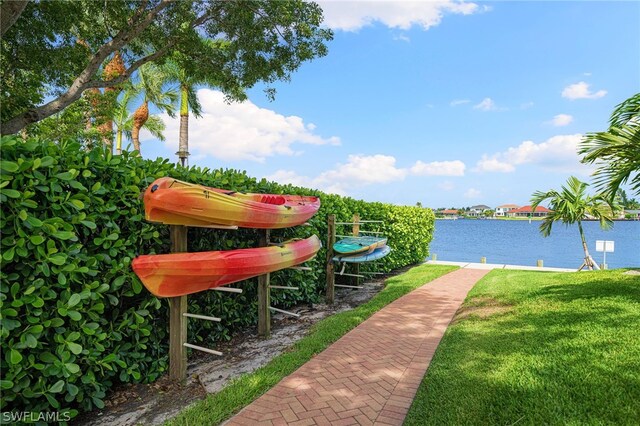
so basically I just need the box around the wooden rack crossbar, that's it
[183,342,222,356]
[269,306,301,318]
[335,220,383,225]
[335,284,364,289]
[288,266,312,271]
[212,287,243,293]
[336,272,366,278]
[269,285,299,290]
[183,312,221,322]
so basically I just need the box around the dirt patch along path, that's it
[73,281,384,426]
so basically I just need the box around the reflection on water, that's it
[429,219,640,269]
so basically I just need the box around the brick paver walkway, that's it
[225,268,489,426]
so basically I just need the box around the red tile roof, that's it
[510,205,551,213]
[441,209,459,214]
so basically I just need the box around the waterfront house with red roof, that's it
[439,209,460,219]
[507,205,551,217]
[495,204,520,217]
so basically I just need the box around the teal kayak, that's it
[333,245,391,263]
[333,236,387,255]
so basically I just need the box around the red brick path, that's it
[225,268,489,426]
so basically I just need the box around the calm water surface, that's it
[430,219,640,269]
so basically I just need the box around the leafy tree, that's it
[531,176,617,271]
[579,93,640,198]
[1,1,332,135]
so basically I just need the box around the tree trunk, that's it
[116,129,123,155]
[1,1,28,36]
[178,84,189,167]
[132,100,149,152]
[578,221,593,270]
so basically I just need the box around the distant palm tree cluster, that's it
[84,53,208,164]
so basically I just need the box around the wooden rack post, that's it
[326,214,336,304]
[169,225,188,382]
[258,229,271,338]
[351,214,360,287]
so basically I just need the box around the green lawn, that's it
[405,269,640,425]
[165,264,457,425]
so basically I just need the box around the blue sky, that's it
[141,1,640,208]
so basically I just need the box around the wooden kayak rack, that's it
[167,225,311,383]
[325,214,385,304]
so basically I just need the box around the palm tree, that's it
[130,63,177,153]
[579,93,640,198]
[531,176,618,271]
[163,48,246,167]
[112,85,167,154]
[163,61,211,167]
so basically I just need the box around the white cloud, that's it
[267,154,408,195]
[464,188,482,199]
[153,89,340,163]
[473,97,497,111]
[318,154,408,185]
[450,99,471,106]
[520,101,534,110]
[475,155,515,173]
[267,154,466,195]
[411,160,465,176]
[561,81,607,100]
[318,0,481,31]
[474,134,588,173]
[549,114,574,127]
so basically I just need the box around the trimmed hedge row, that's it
[0,136,434,418]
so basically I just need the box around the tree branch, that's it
[1,0,171,135]
[1,0,29,37]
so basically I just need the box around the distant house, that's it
[495,204,520,217]
[468,205,492,217]
[440,209,459,218]
[508,205,551,217]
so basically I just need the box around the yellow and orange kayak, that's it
[132,235,322,297]
[143,177,320,228]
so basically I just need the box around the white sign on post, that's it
[595,240,614,269]
[595,240,615,252]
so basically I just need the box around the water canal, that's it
[429,219,640,269]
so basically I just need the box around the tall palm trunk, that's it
[178,84,189,167]
[132,100,149,152]
[115,129,123,155]
[577,221,599,270]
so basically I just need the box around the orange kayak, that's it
[132,235,322,297]
[143,177,320,228]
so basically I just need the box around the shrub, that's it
[0,136,434,418]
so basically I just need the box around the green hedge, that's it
[0,136,434,419]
